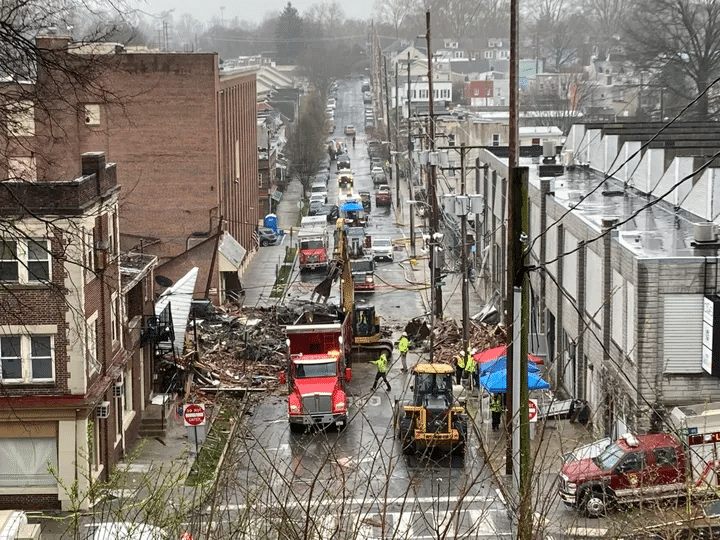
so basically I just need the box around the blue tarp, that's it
[479,369,550,393]
[341,202,364,212]
[479,356,540,376]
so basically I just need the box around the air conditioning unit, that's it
[96,401,111,419]
[694,222,718,243]
[113,381,124,398]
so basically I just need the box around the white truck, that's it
[298,216,329,271]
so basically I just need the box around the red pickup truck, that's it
[375,185,391,207]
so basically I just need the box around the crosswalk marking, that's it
[213,508,509,539]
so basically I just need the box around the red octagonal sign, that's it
[528,399,538,423]
[183,403,206,427]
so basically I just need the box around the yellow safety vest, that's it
[398,337,409,354]
[372,354,388,373]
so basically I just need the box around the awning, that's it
[218,231,246,272]
[155,267,198,356]
[474,345,544,365]
[479,369,550,394]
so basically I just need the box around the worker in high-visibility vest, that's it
[371,352,391,392]
[463,349,477,386]
[397,332,410,372]
[455,350,467,384]
[490,393,505,431]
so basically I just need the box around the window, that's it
[110,293,120,344]
[7,156,36,182]
[235,139,241,181]
[617,451,645,473]
[6,101,35,136]
[87,315,100,376]
[0,238,50,283]
[492,134,500,146]
[654,447,677,468]
[484,51,493,59]
[84,104,100,126]
[107,212,115,256]
[0,437,57,487]
[0,335,54,382]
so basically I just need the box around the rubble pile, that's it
[187,306,288,395]
[183,302,347,397]
[426,319,507,364]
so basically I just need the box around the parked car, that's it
[258,226,278,247]
[317,203,339,222]
[371,236,394,261]
[307,199,325,216]
[375,185,392,207]
[371,167,387,186]
[345,125,356,136]
[309,193,325,207]
[310,182,328,203]
[363,91,372,103]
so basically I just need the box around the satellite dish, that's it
[155,275,173,288]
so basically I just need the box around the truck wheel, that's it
[580,489,608,518]
[453,417,468,455]
[398,417,414,455]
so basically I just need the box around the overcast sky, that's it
[133,0,369,27]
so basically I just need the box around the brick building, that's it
[477,121,720,438]
[24,33,258,304]
[0,153,157,510]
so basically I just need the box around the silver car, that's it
[371,237,394,261]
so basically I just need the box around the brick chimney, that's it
[35,28,71,51]
[81,152,106,196]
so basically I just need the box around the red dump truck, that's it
[298,216,329,271]
[279,315,352,432]
[559,403,720,517]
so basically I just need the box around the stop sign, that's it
[183,403,206,427]
[528,399,538,423]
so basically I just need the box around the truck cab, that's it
[350,256,375,292]
[559,432,686,517]
[282,320,352,432]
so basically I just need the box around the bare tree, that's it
[623,0,720,119]
[373,0,413,39]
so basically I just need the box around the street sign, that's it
[183,403,206,427]
[529,399,538,423]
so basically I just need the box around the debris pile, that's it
[423,319,506,365]
[180,302,349,399]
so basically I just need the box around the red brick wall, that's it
[218,72,259,254]
[35,53,223,263]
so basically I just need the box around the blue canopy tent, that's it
[479,356,541,376]
[340,201,364,212]
[479,369,550,393]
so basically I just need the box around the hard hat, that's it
[471,348,477,354]
[402,332,407,336]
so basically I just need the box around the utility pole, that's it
[407,52,415,258]
[460,144,469,353]
[395,64,401,209]
[425,10,442,320]
[506,0,532,536]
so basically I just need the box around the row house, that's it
[25,32,258,306]
[0,153,156,510]
[477,121,720,438]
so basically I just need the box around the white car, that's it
[371,237,394,262]
[310,182,328,202]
